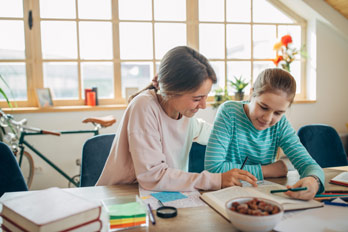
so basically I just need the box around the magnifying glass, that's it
[156,200,177,218]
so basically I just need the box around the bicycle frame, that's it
[17,129,99,187]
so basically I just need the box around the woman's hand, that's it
[221,169,258,188]
[261,160,288,178]
[284,176,319,200]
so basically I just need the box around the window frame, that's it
[0,0,307,109]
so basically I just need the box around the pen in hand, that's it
[270,187,307,193]
[240,156,248,170]
[147,203,156,225]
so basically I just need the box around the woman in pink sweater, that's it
[96,46,256,191]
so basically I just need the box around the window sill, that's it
[2,104,128,114]
[2,99,316,114]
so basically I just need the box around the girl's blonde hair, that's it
[129,46,217,102]
[252,68,297,104]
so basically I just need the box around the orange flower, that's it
[281,35,292,47]
[272,34,298,72]
[273,42,283,51]
[273,55,283,66]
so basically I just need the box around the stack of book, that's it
[0,188,102,232]
[103,199,147,230]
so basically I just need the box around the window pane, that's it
[121,62,153,99]
[43,62,78,99]
[40,0,76,19]
[81,62,114,98]
[155,23,186,59]
[0,21,25,59]
[199,0,224,22]
[227,61,251,94]
[0,0,23,17]
[226,0,250,22]
[41,21,77,59]
[79,22,113,60]
[119,0,151,20]
[0,63,27,101]
[119,22,153,59]
[154,0,186,21]
[253,0,293,23]
[227,24,251,59]
[253,61,273,83]
[78,0,111,19]
[156,62,160,74]
[253,25,276,59]
[210,61,225,95]
[199,24,224,59]
[289,60,301,94]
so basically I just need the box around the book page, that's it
[201,180,323,219]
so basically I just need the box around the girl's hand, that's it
[261,160,288,178]
[221,169,258,188]
[284,176,319,200]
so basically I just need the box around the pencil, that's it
[324,201,348,207]
[270,187,307,193]
[240,156,248,170]
[315,194,348,198]
[147,203,156,225]
[325,190,348,193]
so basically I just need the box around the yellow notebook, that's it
[200,181,323,221]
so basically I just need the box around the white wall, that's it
[11,7,348,190]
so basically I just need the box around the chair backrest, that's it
[188,142,206,173]
[297,124,348,168]
[0,142,28,197]
[80,134,115,187]
[80,136,206,186]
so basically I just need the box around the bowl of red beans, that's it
[225,197,284,232]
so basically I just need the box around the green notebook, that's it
[107,202,146,220]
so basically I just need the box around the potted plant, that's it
[212,87,230,109]
[0,74,14,108]
[229,75,249,101]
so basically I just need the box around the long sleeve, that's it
[96,90,221,191]
[277,119,325,193]
[204,102,263,179]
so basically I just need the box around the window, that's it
[0,0,306,108]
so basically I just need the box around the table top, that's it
[64,167,348,232]
[2,167,348,232]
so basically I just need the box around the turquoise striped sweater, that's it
[205,101,324,192]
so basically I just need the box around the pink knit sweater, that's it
[96,90,221,191]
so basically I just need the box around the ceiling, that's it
[324,0,348,19]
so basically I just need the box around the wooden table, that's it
[1,167,347,232]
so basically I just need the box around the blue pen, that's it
[324,201,348,207]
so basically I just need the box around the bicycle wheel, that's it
[68,174,80,188]
[17,151,34,189]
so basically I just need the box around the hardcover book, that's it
[0,187,102,232]
[330,172,348,187]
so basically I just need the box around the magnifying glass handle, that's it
[158,200,164,207]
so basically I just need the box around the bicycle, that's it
[0,109,116,188]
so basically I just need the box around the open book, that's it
[200,181,323,221]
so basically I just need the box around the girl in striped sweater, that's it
[205,68,324,200]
